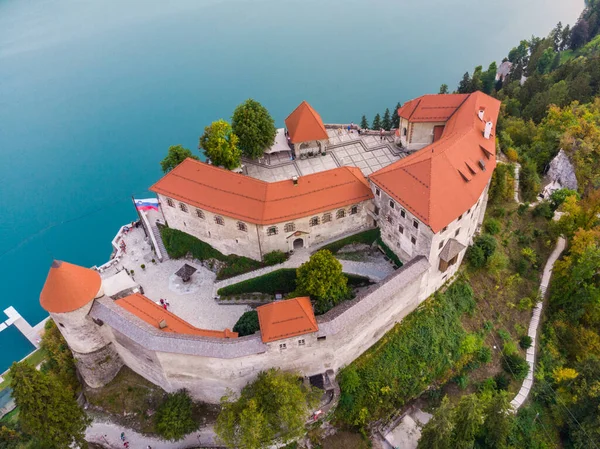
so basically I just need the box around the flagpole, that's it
[131,195,148,239]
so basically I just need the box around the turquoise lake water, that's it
[0,0,582,372]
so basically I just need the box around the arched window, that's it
[214,216,224,226]
[402,127,407,136]
[166,198,175,207]
[322,213,332,223]
[237,222,247,232]
[179,203,188,213]
[336,209,346,219]
[350,205,359,215]
[309,216,320,227]
[267,226,278,236]
[196,209,205,219]
[284,223,295,233]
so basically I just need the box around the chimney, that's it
[484,121,493,139]
[478,108,485,121]
[159,319,168,329]
[292,176,298,186]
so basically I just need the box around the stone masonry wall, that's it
[73,342,123,389]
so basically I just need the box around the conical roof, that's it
[40,260,102,313]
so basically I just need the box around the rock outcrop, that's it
[547,149,578,191]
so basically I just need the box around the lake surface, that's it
[0,0,582,372]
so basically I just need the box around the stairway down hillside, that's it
[150,224,169,261]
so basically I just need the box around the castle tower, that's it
[40,260,123,388]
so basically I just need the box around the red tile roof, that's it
[116,293,237,338]
[372,91,501,233]
[150,159,373,225]
[397,94,469,123]
[285,101,329,143]
[256,297,318,343]
[40,260,102,313]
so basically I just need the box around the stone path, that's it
[86,420,219,449]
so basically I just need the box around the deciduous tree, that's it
[154,390,198,441]
[231,99,276,159]
[199,120,242,170]
[160,145,199,173]
[418,396,455,449]
[40,319,78,391]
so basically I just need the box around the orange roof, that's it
[150,159,372,225]
[398,94,469,123]
[372,91,501,233]
[284,101,329,143]
[40,260,102,313]
[256,297,318,343]
[116,293,237,338]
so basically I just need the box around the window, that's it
[350,205,358,215]
[467,208,471,214]
[309,216,320,227]
[455,228,461,237]
[166,198,175,207]
[413,220,419,229]
[375,188,381,196]
[403,127,407,136]
[298,339,305,346]
[336,209,346,219]
[237,222,247,232]
[387,216,393,224]
[400,209,406,218]
[267,226,278,236]
[279,343,287,350]
[322,213,332,223]
[439,240,444,249]
[411,236,417,245]
[317,336,326,341]
[441,226,448,233]
[374,206,380,216]
[458,214,463,221]
[389,200,395,209]
[196,209,205,219]
[214,216,224,225]
[284,223,295,233]
[179,202,188,213]
[398,225,404,234]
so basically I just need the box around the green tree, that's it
[391,102,401,129]
[452,394,484,449]
[372,113,382,130]
[9,362,90,448]
[482,62,498,94]
[418,396,455,449]
[480,391,514,448]
[40,320,78,391]
[296,250,350,314]
[154,390,198,441]
[519,158,541,202]
[536,48,556,74]
[215,369,319,449]
[467,244,486,269]
[199,120,242,170]
[360,115,369,129]
[160,144,199,173]
[233,311,260,337]
[457,72,472,93]
[382,108,392,131]
[439,84,449,94]
[231,99,277,159]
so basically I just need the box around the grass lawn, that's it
[0,348,48,392]
[317,228,380,254]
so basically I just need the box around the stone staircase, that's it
[150,223,169,261]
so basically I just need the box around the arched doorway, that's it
[293,238,304,249]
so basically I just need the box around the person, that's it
[165,299,171,308]
[380,128,384,140]
[347,124,351,133]
[120,432,125,442]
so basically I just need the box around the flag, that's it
[134,198,159,211]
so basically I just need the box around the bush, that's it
[319,229,380,254]
[477,346,492,364]
[217,255,263,280]
[519,335,533,349]
[502,353,530,380]
[263,250,288,266]
[484,218,501,235]
[475,234,497,259]
[503,341,518,356]
[498,329,512,342]
[154,390,198,441]
[140,264,145,270]
[233,311,260,336]
[518,297,534,310]
[454,374,469,390]
[494,373,510,391]
[532,201,554,219]
[218,269,297,296]
[467,245,486,268]
[505,147,519,162]
[550,188,579,210]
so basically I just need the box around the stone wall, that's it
[88,257,430,403]
[73,342,123,389]
[158,193,372,260]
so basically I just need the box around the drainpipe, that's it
[255,224,264,261]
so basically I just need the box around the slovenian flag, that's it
[135,198,159,211]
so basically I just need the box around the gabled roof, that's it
[284,101,329,143]
[439,239,466,262]
[116,293,237,338]
[372,91,501,233]
[256,297,318,343]
[150,159,372,225]
[398,94,469,123]
[40,260,102,313]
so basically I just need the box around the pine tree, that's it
[372,113,382,130]
[391,102,401,129]
[439,84,449,94]
[360,115,369,129]
[381,108,392,131]
[457,72,472,93]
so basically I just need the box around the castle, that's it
[39,92,500,403]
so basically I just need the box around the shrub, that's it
[217,255,263,280]
[477,346,492,364]
[140,264,146,270]
[518,297,534,310]
[263,250,288,266]
[532,201,553,219]
[519,335,533,349]
[475,234,497,259]
[454,374,469,390]
[503,341,518,356]
[233,311,260,337]
[550,188,579,210]
[467,245,486,268]
[498,329,511,342]
[502,353,530,380]
[494,373,510,390]
[319,229,380,254]
[484,218,501,235]
[505,147,519,162]
[154,390,198,441]
[218,269,297,296]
